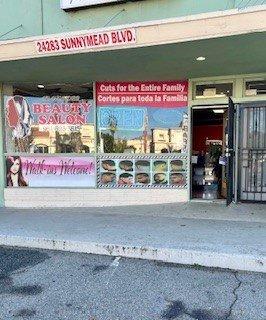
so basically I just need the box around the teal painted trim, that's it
[0,0,237,40]
[1,0,265,41]
[0,85,4,206]
[236,0,266,9]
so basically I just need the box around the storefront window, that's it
[245,79,266,96]
[195,82,233,99]
[5,95,95,154]
[4,81,189,189]
[96,81,188,154]
[95,81,189,188]
[97,106,188,154]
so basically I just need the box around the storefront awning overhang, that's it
[0,6,266,83]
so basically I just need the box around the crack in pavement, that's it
[161,272,244,320]
[162,299,219,320]
[224,271,242,320]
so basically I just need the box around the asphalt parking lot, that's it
[0,246,265,320]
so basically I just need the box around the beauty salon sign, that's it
[35,28,136,54]
[5,96,94,128]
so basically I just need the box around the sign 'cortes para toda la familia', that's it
[35,28,136,54]
[96,81,188,108]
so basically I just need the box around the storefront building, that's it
[0,0,265,207]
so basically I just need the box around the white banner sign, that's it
[61,0,122,9]
[35,28,136,54]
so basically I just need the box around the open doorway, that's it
[191,107,228,200]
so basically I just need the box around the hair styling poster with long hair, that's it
[6,156,96,187]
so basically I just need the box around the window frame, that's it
[244,77,266,98]
[193,80,234,101]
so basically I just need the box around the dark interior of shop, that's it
[192,108,227,200]
[13,83,93,99]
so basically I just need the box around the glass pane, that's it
[241,106,266,149]
[5,95,95,154]
[195,83,233,99]
[245,80,266,96]
[97,106,188,154]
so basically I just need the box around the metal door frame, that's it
[236,101,266,203]
[190,104,228,202]
[226,98,235,206]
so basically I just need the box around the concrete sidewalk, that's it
[0,202,265,273]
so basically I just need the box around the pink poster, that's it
[6,156,95,187]
[96,81,188,108]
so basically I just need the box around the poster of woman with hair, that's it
[5,95,33,152]
[6,156,28,187]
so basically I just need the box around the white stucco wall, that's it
[4,188,188,207]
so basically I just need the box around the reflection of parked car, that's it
[31,144,49,153]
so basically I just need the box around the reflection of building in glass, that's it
[115,125,187,154]
[97,108,189,154]
[127,136,151,153]
[80,125,95,153]
[29,124,95,153]
[151,128,184,153]
[182,113,188,153]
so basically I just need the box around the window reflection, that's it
[195,83,233,99]
[245,80,266,96]
[5,95,95,154]
[34,144,49,153]
[97,106,188,154]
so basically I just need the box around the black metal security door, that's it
[238,103,266,202]
[226,97,235,206]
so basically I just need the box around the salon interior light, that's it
[37,84,45,89]
[213,109,225,114]
[196,56,206,61]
